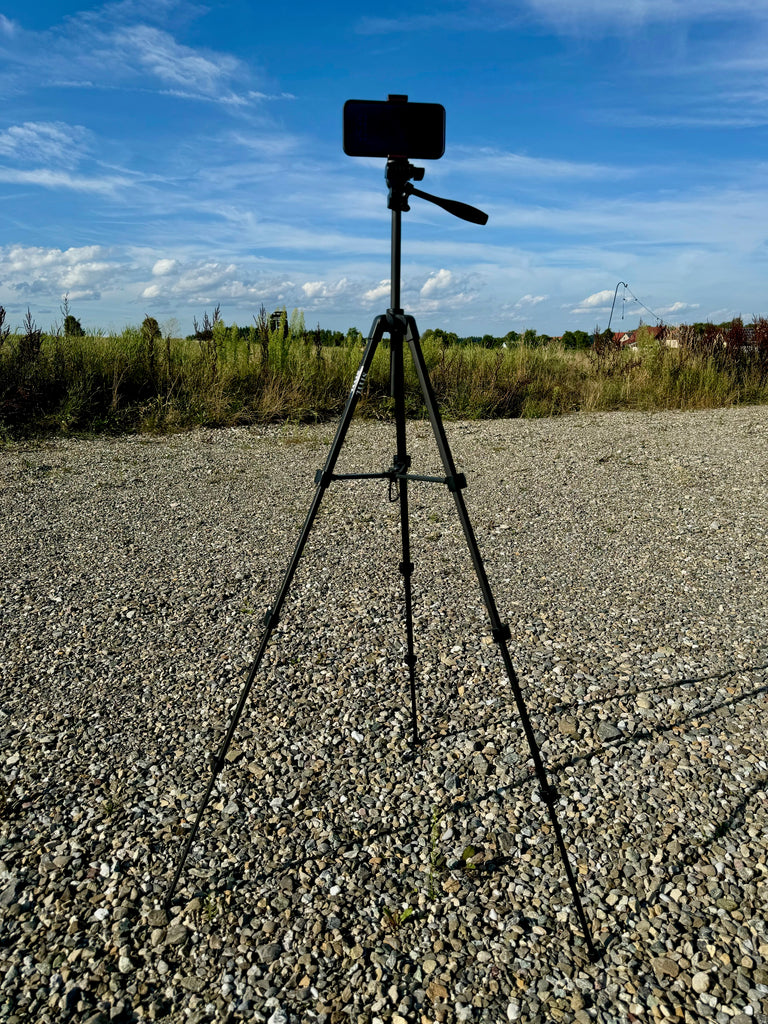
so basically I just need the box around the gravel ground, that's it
[1,407,768,1024]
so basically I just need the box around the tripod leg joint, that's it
[315,469,334,488]
[492,623,512,643]
[399,560,414,578]
[446,473,467,492]
[404,653,417,669]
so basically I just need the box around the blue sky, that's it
[0,0,767,337]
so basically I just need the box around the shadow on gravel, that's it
[547,660,768,717]
[160,658,767,978]
[597,767,768,955]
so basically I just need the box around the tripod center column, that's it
[390,205,402,314]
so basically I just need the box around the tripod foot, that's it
[403,733,422,761]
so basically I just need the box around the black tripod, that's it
[165,157,599,961]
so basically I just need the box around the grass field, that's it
[2,311,768,436]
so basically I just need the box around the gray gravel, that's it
[1,407,768,1024]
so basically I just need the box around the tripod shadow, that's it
[547,660,768,718]
[539,659,768,952]
[165,656,767,969]
[596,766,768,956]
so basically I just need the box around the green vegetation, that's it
[2,303,768,437]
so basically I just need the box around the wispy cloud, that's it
[358,0,768,37]
[0,122,91,167]
[514,293,548,309]
[0,119,136,195]
[0,167,131,194]
[450,146,629,181]
[521,0,768,31]
[0,3,267,109]
[356,11,482,34]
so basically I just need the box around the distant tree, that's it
[63,315,84,337]
[422,328,458,347]
[141,316,161,345]
[60,294,84,337]
[561,329,591,350]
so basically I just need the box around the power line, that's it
[625,285,663,326]
[607,281,663,332]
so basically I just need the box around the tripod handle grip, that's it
[409,186,488,225]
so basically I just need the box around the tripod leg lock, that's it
[446,473,467,492]
[399,560,414,578]
[492,623,512,643]
[264,608,279,629]
[404,653,417,669]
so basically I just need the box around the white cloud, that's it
[420,269,453,297]
[575,289,615,309]
[301,278,350,299]
[657,301,700,316]
[515,293,548,308]
[0,245,119,305]
[0,15,16,36]
[302,281,326,298]
[152,258,177,276]
[363,281,391,303]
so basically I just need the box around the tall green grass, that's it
[3,319,768,437]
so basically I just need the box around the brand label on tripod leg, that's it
[351,367,367,397]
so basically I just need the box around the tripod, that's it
[165,157,599,961]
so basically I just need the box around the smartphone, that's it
[343,97,446,159]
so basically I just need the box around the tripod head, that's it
[386,158,488,226]
[343,95,488,312]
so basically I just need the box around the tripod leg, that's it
[389,327,419,747]
[404,318,599,961]
[164,317,388,908]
